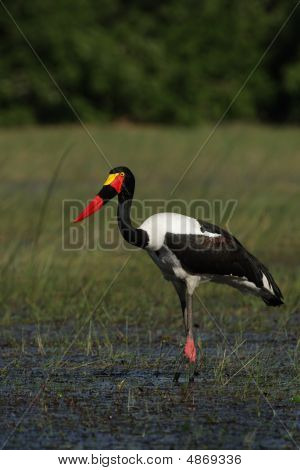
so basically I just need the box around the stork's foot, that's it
[173,337,201,383]
[189,373,195,383]
[173,371,181,383]
[184,336,197,363]
[174,362,196,383]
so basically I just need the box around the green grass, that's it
[1,123,299,327]
[0,123,299,449]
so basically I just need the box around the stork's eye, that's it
[120,172,125,176]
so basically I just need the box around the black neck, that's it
[117,188,148,249]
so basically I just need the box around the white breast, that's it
[139,212,219,251]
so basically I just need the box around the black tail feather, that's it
[262,292,284,306]
[245,251,284,307]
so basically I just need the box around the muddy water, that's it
[0,320,299,449]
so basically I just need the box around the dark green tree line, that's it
[0,0,299,125]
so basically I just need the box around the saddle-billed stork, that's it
[74,166,283,366]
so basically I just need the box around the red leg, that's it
[183,293,197,363]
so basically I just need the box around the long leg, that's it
[172,280,187,333]
[172,280,186,382]
[186,293,193,337]
[184,293,196,363]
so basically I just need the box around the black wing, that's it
[165,221,283,306]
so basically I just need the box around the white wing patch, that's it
[139,212,220,251]
[262,273,275,294]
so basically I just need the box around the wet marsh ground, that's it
[0,124,299,449]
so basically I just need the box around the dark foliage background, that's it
[0,0,300,125]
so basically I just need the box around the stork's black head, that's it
[108,166,135,195]
[73,166,134,222]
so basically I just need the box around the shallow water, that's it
[0,319,299,449]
